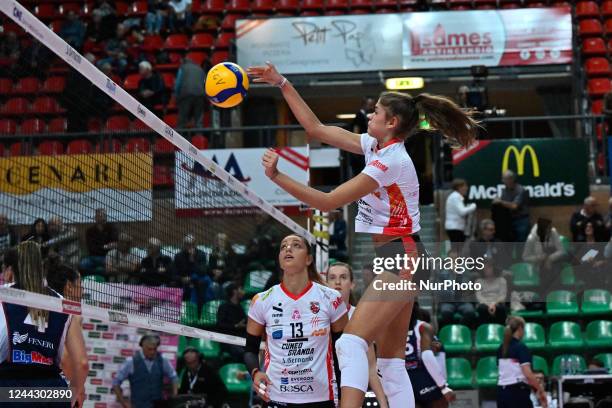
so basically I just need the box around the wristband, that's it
[276,77,288,88]
[441,385,453,395]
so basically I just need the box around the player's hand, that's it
[252,371,272,402]
[247,62,284,86]
[71,387,85,408]
[444,390,456,403]
[537,389,548,408]
[262,149,280,180]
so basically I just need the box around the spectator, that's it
[174,234,214,309]
[0,214,17,255]
[437,250,478,328]
[21,218,49,245]
[60,10,86,50]
[475,260,508,325]
[18,39,51,79]
[178,347,228,405]
[216,283,247,362]
[138,60,165,111]
[574,222,610,289]
[445,178,477,251]
[522,218,566,287]
[492,170,530,242]
[168,0,193,32]
[349,96,376,176]
[530,370,557,408]
[570,196,609,242]
[604,91,612,135]
[463,219,511,268]
[139,237,175,286]
[63,52,96,132]
[329,208,348,262]
[105,233,140,283]
[209,232,239,286]
[97,23,129,75]
[81,209,118,274]
[112,334,179,408]
[175,56,206,129]
[46,217,79,265]
[146,0,170,34]
[0,31,20,67]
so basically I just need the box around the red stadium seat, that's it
[211,51,230,66]
[201,0,226,13]
[31,97,60,115]
[588,78,612,96]
[325,10,345,15]
[153,165,173,187]
[302,0,325,10]
[106,116,131,131]
[9,143,33,157]
[301,10,321,15]
[34,4,58,20]
[41,76,66,94]
[66,140,93,155]
[352,8,371,14]
[214,33,235,49]
[552,1,571,7]
[185,52,208,66]
[501,2,520,8]
[596,122,607,141]
[128,1,148,16]
[227,0,251,13]
[20,119,45,134]
[38,141,64,156]
[126,137,151,153]
[352,0,373,9]
[579,19,603,37]
[374,0,398,7]
[221,14,246,31]
[585,58,611,76]
[0,119,17,135]
[49,20,63,34]
[576,1,600,18]
[527,2,546,7]
[1,98,29,116]
[164,34,189,51]
[142,35,164,52]
[0,78,13,95]
[14,77,40,95]
[58,3,82,16]
[163,114,178,128]
[156,52,182,71]
[123,74,141,91]
[115,2,129,16]
[276,0,300,11]
[87,118,102,133]
[192,134,209,149]
[449,5,470,10]
[582,38,607,56]
[327,0,349,9]
[603,1,612,17]
[132,119,150,131]
[252,0,275,12]
[97,138,122,153]
[449,0,471,5]
[162,73,176,89]
[190,33,215,50]
[591,98,604,114]
[154,137,176,154]
[48,118,67,133]
[605,19,612,36]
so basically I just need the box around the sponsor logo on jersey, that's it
[12,332,54,349]
[369,160,388,172]
[310,301,320,314]
[261,287,274,302]
[332,296,343,310]
[272,304,283,318]
[291,310,301,320]
[281,377,289,385]
[12,349,53,365]
[290,376,314,383]
[272,330,283,339]
[282,356,314,365]
[311,328,328,337]
[311,316,321,328]
[281,368,313,376]
[12,332,28,345]
[420,385,438,395]
[280,384,314,393]
[281,343,314,356]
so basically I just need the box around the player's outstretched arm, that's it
[247,62,363,155]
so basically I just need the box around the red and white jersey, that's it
[248,281,347,403]
[356,133,420,236]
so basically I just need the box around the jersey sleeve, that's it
[517,343,532,365]
[328,290,348,323]
[361,153,401,188]
[360,133,375,156]
[247,293,266,325]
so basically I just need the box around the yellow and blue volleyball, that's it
[205,62,249,108]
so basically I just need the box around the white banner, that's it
[236,14,404,74]
[175,147,309,210]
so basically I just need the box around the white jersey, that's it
[248,281,347,403]
[356,134,420,236]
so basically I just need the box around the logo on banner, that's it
[410,24,493,57]
[164,125,174,138]
[62,299,82,315]
[502,145,540,177]
[108,311,128,324]
[13,6,23,21]
[182,153,252,183]
[65,45,82,64]
[106,78,117,94]
[137,105,146,118]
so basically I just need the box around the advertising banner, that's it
[236,8,572,74]
[452,139,588,205]
[0,153,153,224]
[175,147,309,212]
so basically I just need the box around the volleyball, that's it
[205,62,249,108]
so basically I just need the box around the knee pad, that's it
[378,358,414,404]
[335,334,369,393]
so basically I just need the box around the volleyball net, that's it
[0,0,318,346]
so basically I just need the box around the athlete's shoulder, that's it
[312,282,340,299]
[250,285,277,307]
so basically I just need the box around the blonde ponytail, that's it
[16,241,48,328]
[501,316,525,358]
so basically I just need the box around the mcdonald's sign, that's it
[453,139,588,205]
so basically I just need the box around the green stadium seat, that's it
[594,353,612,371]
[514,293,545,318]
[559,235,570,252]
[582,289,612,315]
[585,320,612,347]
[532,355,549,376]
[192,338,221,359]
[546,290,579,317]
[83,274,105,283]
[560,264,576,286]
[552,355,586,376]
[219,363,251,394]
[476,356,498,387]
[446,358,473,389]
[438,325,472,353]
[181,302,199,326]
[475,324,504,352]
[243,270,273,296]
[510,263,540,287]
[549,321,584,350]
[178,336,191,355]
[523,322,546,350]
[199,300,224,326]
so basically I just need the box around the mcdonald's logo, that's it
[501,145,540,177]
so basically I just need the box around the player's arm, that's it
[245,317,272,401]
[64,317,88,408]
[247,63,363,154]
[419,323,455,401]
[262,149,378,212]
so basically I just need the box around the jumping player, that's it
[248,61,477,407]
[405,303,455,408]
[245,234,349,408]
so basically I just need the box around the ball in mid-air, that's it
[205,62,249,108]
